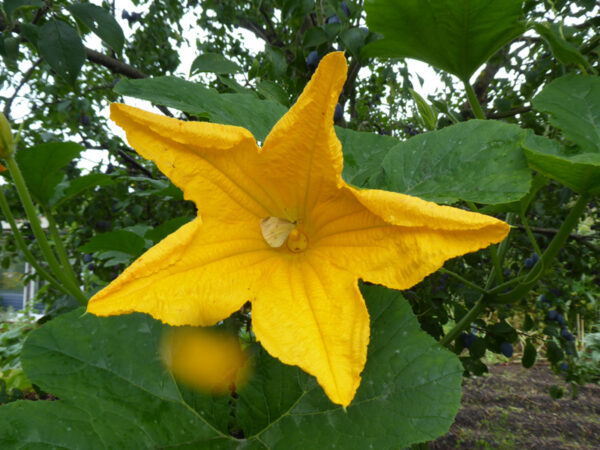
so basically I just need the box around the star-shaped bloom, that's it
[87,52,509,406]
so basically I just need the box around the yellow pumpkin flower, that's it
[87,52,509,406]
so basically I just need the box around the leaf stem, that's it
[463,79,486,120]
[4,155,88,305]
[520,212,543,257]
[0,188,70,296]
[439,268,487,294]
[45,208,80,286]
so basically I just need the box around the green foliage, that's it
[37,19,86,84]
[0,286,462,448]
[15,142,83,207]
[379,120,531,204]
[66,3,125,54]
[363,0,526,79]
[114,77,286,141]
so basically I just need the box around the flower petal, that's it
[87,218,276,326]
[252,254,369,406]
[259,52,347,220]
[313,186,509,290]
[110,103,283,221]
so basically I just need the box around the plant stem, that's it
[45,208,80,286]
[491,193,590,304]
[467,201,503,283]
[0,188,70,296]
[463,79,486,120]
[440,296,486,347]
[520,212,543,258]
[4,156,88,305]
[441,261,498,347]
[439,268,487,294]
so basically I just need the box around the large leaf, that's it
[37,19,86,83]
[534,23,589,70]
[522,133,600,195]
[380,120,531,204]
[50,173,115,208]
[190,53,241,75]
[238,285,463,448]
[0,287,462,448]
[337,126,399,187]
[3,0,43,20]
[114,76,287,142]
[532,74,600,153]
[79,230,146,256]
[362,0,525,80]
[0,309,236,449]
[15,142,83,206]
[526,74,600,194]
[66,3,125,53]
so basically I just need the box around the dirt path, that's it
[432,363,600,449]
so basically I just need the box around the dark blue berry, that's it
[531,253,539,264]
[95,220,111,231]
[334,103,343,122]
[306,51,320,71]
[557,314,566,326]
[79,115,91,126]
[548,310,558,321]
[326,14,341,24]
[561,328,574,341]
[121,10,130,20]
[83,254,92,263]
[340,1,350,17]
[462,333,477,349]
[105,163,115,174]
[500,342,513,358]
[560,362,568,371]
[524,257,534,269]
[86,263,95,271]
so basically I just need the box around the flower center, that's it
[286,228,308,253]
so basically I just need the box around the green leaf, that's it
[37,19,86,83]
[50,173,115,208]
[238,285,463,448]
[337,126,399,187]
[534,22,589,69]
[380,120,531,204]
[265,45,287,77]
[522,340,537,368]
[114,76,287,141]
[144,216,191,244]
[410,88,438,131]
[0,286,461,448]
[522,133,600,195]
[256,80,290,106]
[79,230,146,257]
[532,74,600,153]
[15,142,83,206]
[340,27,369,58]
[0,309,236,448]
[190,53,241,75]
[363,0,525,80]
[302,27,329,48]
[546,341,564,364]
[66,3,125,53]
[3,0,43,20]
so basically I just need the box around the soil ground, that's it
[432,363,600,449]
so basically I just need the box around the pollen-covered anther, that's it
[286,228,309,253]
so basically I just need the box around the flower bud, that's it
[0,112,14,158]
